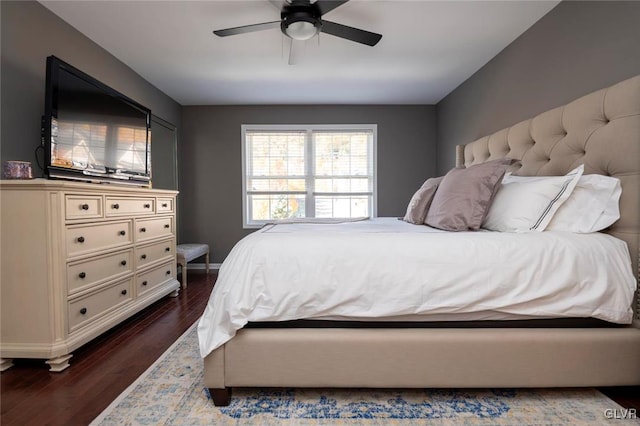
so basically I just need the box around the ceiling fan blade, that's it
[268,0,285,11]
[288,38,301,65]
[213,21,281,37]
[316,0,350,16]
[320,20,382,46]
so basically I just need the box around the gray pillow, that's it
[402,177,442,224]
[425,159,513,231]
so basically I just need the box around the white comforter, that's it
[197,218,636,357]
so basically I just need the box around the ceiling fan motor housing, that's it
[281,4,322,40]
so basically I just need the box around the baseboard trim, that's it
[185,263,221,272]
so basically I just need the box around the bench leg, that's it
[205,251,210,274]
[179,259,187,289]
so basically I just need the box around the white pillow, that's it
[482,165,584,232]
[546,174,621,233]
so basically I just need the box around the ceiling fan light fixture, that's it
[281,12,321,41]
[286,20,318,40]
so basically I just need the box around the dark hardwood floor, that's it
[1,270,638,425]
[1,271,216,426]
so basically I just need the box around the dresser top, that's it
[0,178,179,196]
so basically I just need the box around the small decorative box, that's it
[3,161,34,179]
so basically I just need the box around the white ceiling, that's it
[40,0,559,105]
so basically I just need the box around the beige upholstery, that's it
[204,75,640,404]
[206,328,640,388]
[458,75,640,321]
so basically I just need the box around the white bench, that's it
[176,243,209,288]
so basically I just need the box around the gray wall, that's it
[436,1,640,174]
[0,1,181,169]
[181,105,436,262]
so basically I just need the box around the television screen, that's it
[44,56,151,185]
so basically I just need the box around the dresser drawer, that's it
[156,198,174,213]
[135,216,173,243]
[136,261,175,296]
[67,249,133,295]
[105,197,155,216]
[136,239,174,269]
[68,278,133,332]
[66,220,132,258]
[65,195,103,221]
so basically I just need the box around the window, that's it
[242,124,377,228]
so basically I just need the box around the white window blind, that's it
[52,121,147,172]
[242,125,377,227]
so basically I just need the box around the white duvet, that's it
[197,218,636,357]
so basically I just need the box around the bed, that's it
[200,75,640,406]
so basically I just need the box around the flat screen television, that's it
[43,55,152,186]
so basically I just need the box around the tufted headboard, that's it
[456,75,640,321]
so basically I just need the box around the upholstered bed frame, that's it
[204,75,640,406]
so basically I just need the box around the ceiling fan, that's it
[213,0,382,63]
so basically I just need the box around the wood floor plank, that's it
[1,270,637,425]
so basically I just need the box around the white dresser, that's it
[0,179,180,371]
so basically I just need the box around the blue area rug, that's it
[219,388,514,420]
[91,323,638,425]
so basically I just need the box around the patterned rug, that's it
[91,323,638,425]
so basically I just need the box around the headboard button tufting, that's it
[456,75,640,321]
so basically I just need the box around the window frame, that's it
[241,124,378,228]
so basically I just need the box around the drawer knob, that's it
[77,236,85,243]
[142,280,148,286]
[166,270,171,275]
[80,308,87,315]
[165,247,170,252]
[79,272,86,279]
[144,203,151,208]
[119,230,126,236]
[162,203,168,207]
[81,203,89,210]
[141,254,147,260]
[121,260,127,266]
[121,289,128,295]
[164,224,170,229]
[112,203,120,209]
[140,227,147,232]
